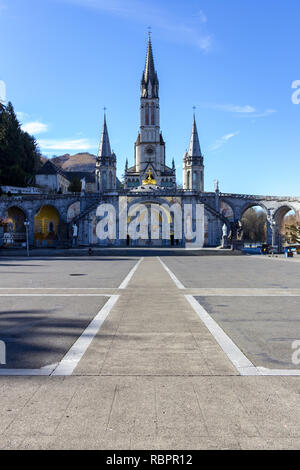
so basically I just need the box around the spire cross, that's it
[148,26,152,37]
[103,106,107,114]
[193,106,196,113]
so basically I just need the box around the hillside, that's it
[49,153,97,172]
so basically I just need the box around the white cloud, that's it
[209,131,240,151]
[38,138,95,151]
[22,121,48,135]
[16,111,30,122]
[243,109,276,118]
[62,0,212,52]
[207,104,256,114]
[204,103,276,118]
[0,80,6,104]
[194,10,207,24]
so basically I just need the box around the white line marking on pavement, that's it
[118,258,144,289]
[0,363,58,376]
[0,294,110,297]
[185,295,260,376]
[157,257,185,289]
[186,290,300,297]
[0,288,116,290]
[257,367,300,376]
[51,295,119,376]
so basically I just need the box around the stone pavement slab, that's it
[0,375,300,449]
[0,296,108,369]
[161,255,300,288]
[197,295,300,369]
[73,258,238,376]
[0,256,300,450]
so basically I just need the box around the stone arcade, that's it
[1,35,300,249]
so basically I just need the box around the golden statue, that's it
[142,168,157,185]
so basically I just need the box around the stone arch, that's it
[109,171,113,189]
[240,203,268,243]
[122,198,182,247]
[273,204,296,226]
[3,206,27,247]
[34,204,60,247]
[67,201,81,223]
[219,200,234,222]
[273,204,297,247]
[239,201,268,219]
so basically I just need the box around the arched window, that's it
[102,171,107,190]
[193,171,198,188]
[151,103,155,125]
[109,172,113,189]
[187,171,191,189]
[145,103,149,125]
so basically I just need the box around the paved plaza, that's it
[0,253,300,449]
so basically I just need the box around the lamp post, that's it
[24,220,30,257]
[267,214,277,250]
[271,219,276,248]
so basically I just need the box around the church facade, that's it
[95,35,202,194]
[1,36,300,250]
[90,35,207,248]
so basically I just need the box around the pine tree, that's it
[0,101,42,186]
[68,177,82,193]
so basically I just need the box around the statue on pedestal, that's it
[236,220,243,241]
[221,223,228,248]
[80,177,86,195]
[72,223,78,247]
[214,179,219,193]
[228,220,243,241]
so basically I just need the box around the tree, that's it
[68,177,82,193]
[284,222,300,244]
[0,101,42,186]
[241,208,267,242]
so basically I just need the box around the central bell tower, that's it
[124,34,176,190]
[135,34,166,177]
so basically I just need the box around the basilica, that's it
[95,34,203,194]
[1,36,299,249]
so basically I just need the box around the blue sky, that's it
[1,0,300,195]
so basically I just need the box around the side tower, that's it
[124,34,176,189]
[95,114,117,192]
[183,115,204,191]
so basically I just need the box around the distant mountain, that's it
[48,153,97,172]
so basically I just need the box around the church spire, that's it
[141,34,159,98]
[95,113,117,192]
[183,113,204,192]
[187,114,202,157]
[98,113,112,158]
